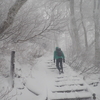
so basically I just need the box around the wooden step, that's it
[49,91,92,100]
[55,81,84,86]
[55,79,81,82]
[51,85,88,92]
[55,76,80,80]
[56,75,78,78]
[48,67,66,69]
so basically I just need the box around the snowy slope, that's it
[1,53,100,100]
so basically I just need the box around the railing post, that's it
[10,51,15,88]
[93,93,96,100]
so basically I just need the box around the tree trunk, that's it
[69,0,81,55]
[94,0,100,68]
[80,0,88,49]
[0,0,27,35]
[54,32,59,47]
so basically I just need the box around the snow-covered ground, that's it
[0,53,100,100]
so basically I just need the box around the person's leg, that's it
[59,58,63,73]
[56,59,60,72]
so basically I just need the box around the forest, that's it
[0,0,100,99]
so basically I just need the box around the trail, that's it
[25,53,93,100]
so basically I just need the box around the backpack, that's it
[56,48,62,56]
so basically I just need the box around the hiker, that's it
[54,47,65,74]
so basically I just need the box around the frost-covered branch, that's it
[0,0,27,35]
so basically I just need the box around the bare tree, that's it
[0,0,27,35]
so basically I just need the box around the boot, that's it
[59,69,61,74]
[61,69,64,73]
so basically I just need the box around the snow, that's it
[0,53,100,100]
[91,83,100,99]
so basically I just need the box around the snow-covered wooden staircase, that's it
[48,75,92,100]
[47,61,93,100]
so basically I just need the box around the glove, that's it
[63,59,65,63]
